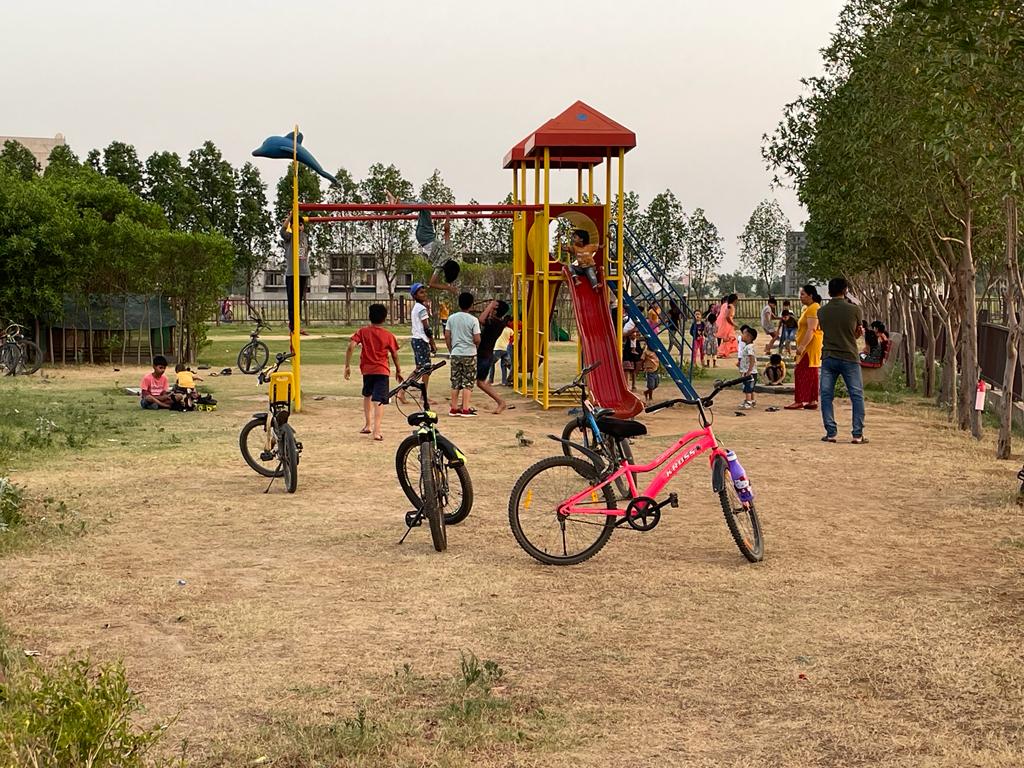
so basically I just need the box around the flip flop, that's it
[359,428,372,434]
[765,406,781,412]
[821,435,837,443]
[373,435,384,441]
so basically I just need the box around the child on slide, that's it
[566,229,601,290]
[386,191,460,293]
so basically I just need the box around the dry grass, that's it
[1,344,1022,767]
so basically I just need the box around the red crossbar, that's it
[305,213,514,223]
[299,202,540,213]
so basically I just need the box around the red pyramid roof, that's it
[502,134,603,170]
[524,101,636,158]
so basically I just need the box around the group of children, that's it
[139,356,214,411]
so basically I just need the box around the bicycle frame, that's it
[559,425,728,516]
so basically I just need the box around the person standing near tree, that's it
[281,215,310,335]
[817,277,867,444]
[785,284,824,410]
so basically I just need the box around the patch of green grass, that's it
[218,652,566,767]
[0,477,86,556]
[0,384,146,472]
[0,628,174,767]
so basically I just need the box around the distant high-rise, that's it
[0,134,66,171]
[783,231,807,295]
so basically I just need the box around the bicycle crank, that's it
[621,493,678,532]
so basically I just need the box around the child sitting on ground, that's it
[172,362,200,410]
[345,304,403,441]
[566,229,601,290]
[640,347,661,402]
[140,356,172,410]
[764,353,787,385]
[738,326,758,409]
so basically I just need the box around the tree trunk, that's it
[957,208,982,438]
[87,307,94,365]
[922,301,936,399]
[997,195,1021,459]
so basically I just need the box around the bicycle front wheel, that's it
[396,435,473,525]
[238,341,269,374]
[239,417,284,477]
[280,426,298,494]
[17,340,41,375]
[420,441,447,551]
[716,458,764,562]
[508,455,617,566]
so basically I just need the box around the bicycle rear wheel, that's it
[17,340,41,375]
[508,455,617,565]
[239,416,284,477]
[715,458,764,562]
[0,344,13,376]
[280,426,298,494]
[238,341,269,374]
[396,435,473,524]
[560,421,632,499]
[420,442,447,551]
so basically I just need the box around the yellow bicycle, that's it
[239,352,301,493]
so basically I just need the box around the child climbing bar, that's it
[386,191,460,294]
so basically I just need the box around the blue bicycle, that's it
[556,362,636,498]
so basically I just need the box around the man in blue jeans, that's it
[816,277,868,444]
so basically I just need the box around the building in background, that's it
[250,254,413,302]
[0,134,66,171]
[783,231,808,295]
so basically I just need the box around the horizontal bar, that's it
[299,202,541,213]
[305,213,514,223]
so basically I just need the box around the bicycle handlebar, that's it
[644,375,754,414]
[387,360,447,400]
[552,361,602,395]
[257,352,296,383]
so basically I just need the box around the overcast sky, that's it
[4,0,843,270]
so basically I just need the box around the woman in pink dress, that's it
[716,293,739,357]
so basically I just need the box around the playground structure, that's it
[268,102,700,414]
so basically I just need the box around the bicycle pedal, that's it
[295,442,303,453]
[404,510,423,528]
[667,493,679,508]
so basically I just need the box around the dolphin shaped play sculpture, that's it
[252,130,338,186]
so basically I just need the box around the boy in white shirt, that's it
[738,325,758,409]
[409,283,437,403]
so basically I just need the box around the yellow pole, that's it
[542,147,551,410]
[291,125,302,412]
[617,148,625,356]
[588,166,594,202]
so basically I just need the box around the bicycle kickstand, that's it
[263,464,281,494]
[397,509,423,544]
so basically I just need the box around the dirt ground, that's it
[2,350,1023,767]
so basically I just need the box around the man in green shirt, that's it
[817,277,867,443]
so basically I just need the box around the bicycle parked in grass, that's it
[239,351,302,493]
[237,306,271,374]
[508,374,763,566]
[390,361,473,552]
[0,322,42,376]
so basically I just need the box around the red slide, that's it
[563,267,643,419]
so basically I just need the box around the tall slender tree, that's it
[738,199,790,294]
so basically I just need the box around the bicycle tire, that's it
[239,417,284,477]
[715,457,764,562]
[280,426,298,494]
[17,340,41,375]
[420,441,447,551]
[0,344,13,376]
[395,434,473,525]
[508,455,617,566]
[237,341,269,374]
[560,421,633,499]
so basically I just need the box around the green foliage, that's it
[233,161,273,295]
[100,141,145,195]
[714,270,758,297]
[0,638,169,767]
[0,476,23,531]
[144,151,201,231]
[44,145,80,177]
[0,140,41,181]
[229,652,560,766]
[686,208,725,299]
[739,199,789,290]
[636,189,687,276]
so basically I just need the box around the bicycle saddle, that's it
[592,407,615,419]
[408,411,439,426]
[595,416,647,439]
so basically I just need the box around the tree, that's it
[636,190,687,275]
[685,208,724,300]
[144,151,202,231]
[84,149,102,173]
[739,199,789,293]
[44,145,80,177]
[101,141,145,195]
[187,141,238,239]
[714,271,757,297]
[359,163,414,301]
[233,162,273,300]
[325,167,364,318]
[420,169,454,204]
[0,140,40,181]
[610,191,641,226]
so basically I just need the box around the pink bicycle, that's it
[508,375,764,565]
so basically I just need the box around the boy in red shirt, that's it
[344,304,402,441]
[140,355,172,409]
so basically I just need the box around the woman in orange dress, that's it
[785,284,824,409]
[716,293,739,357]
